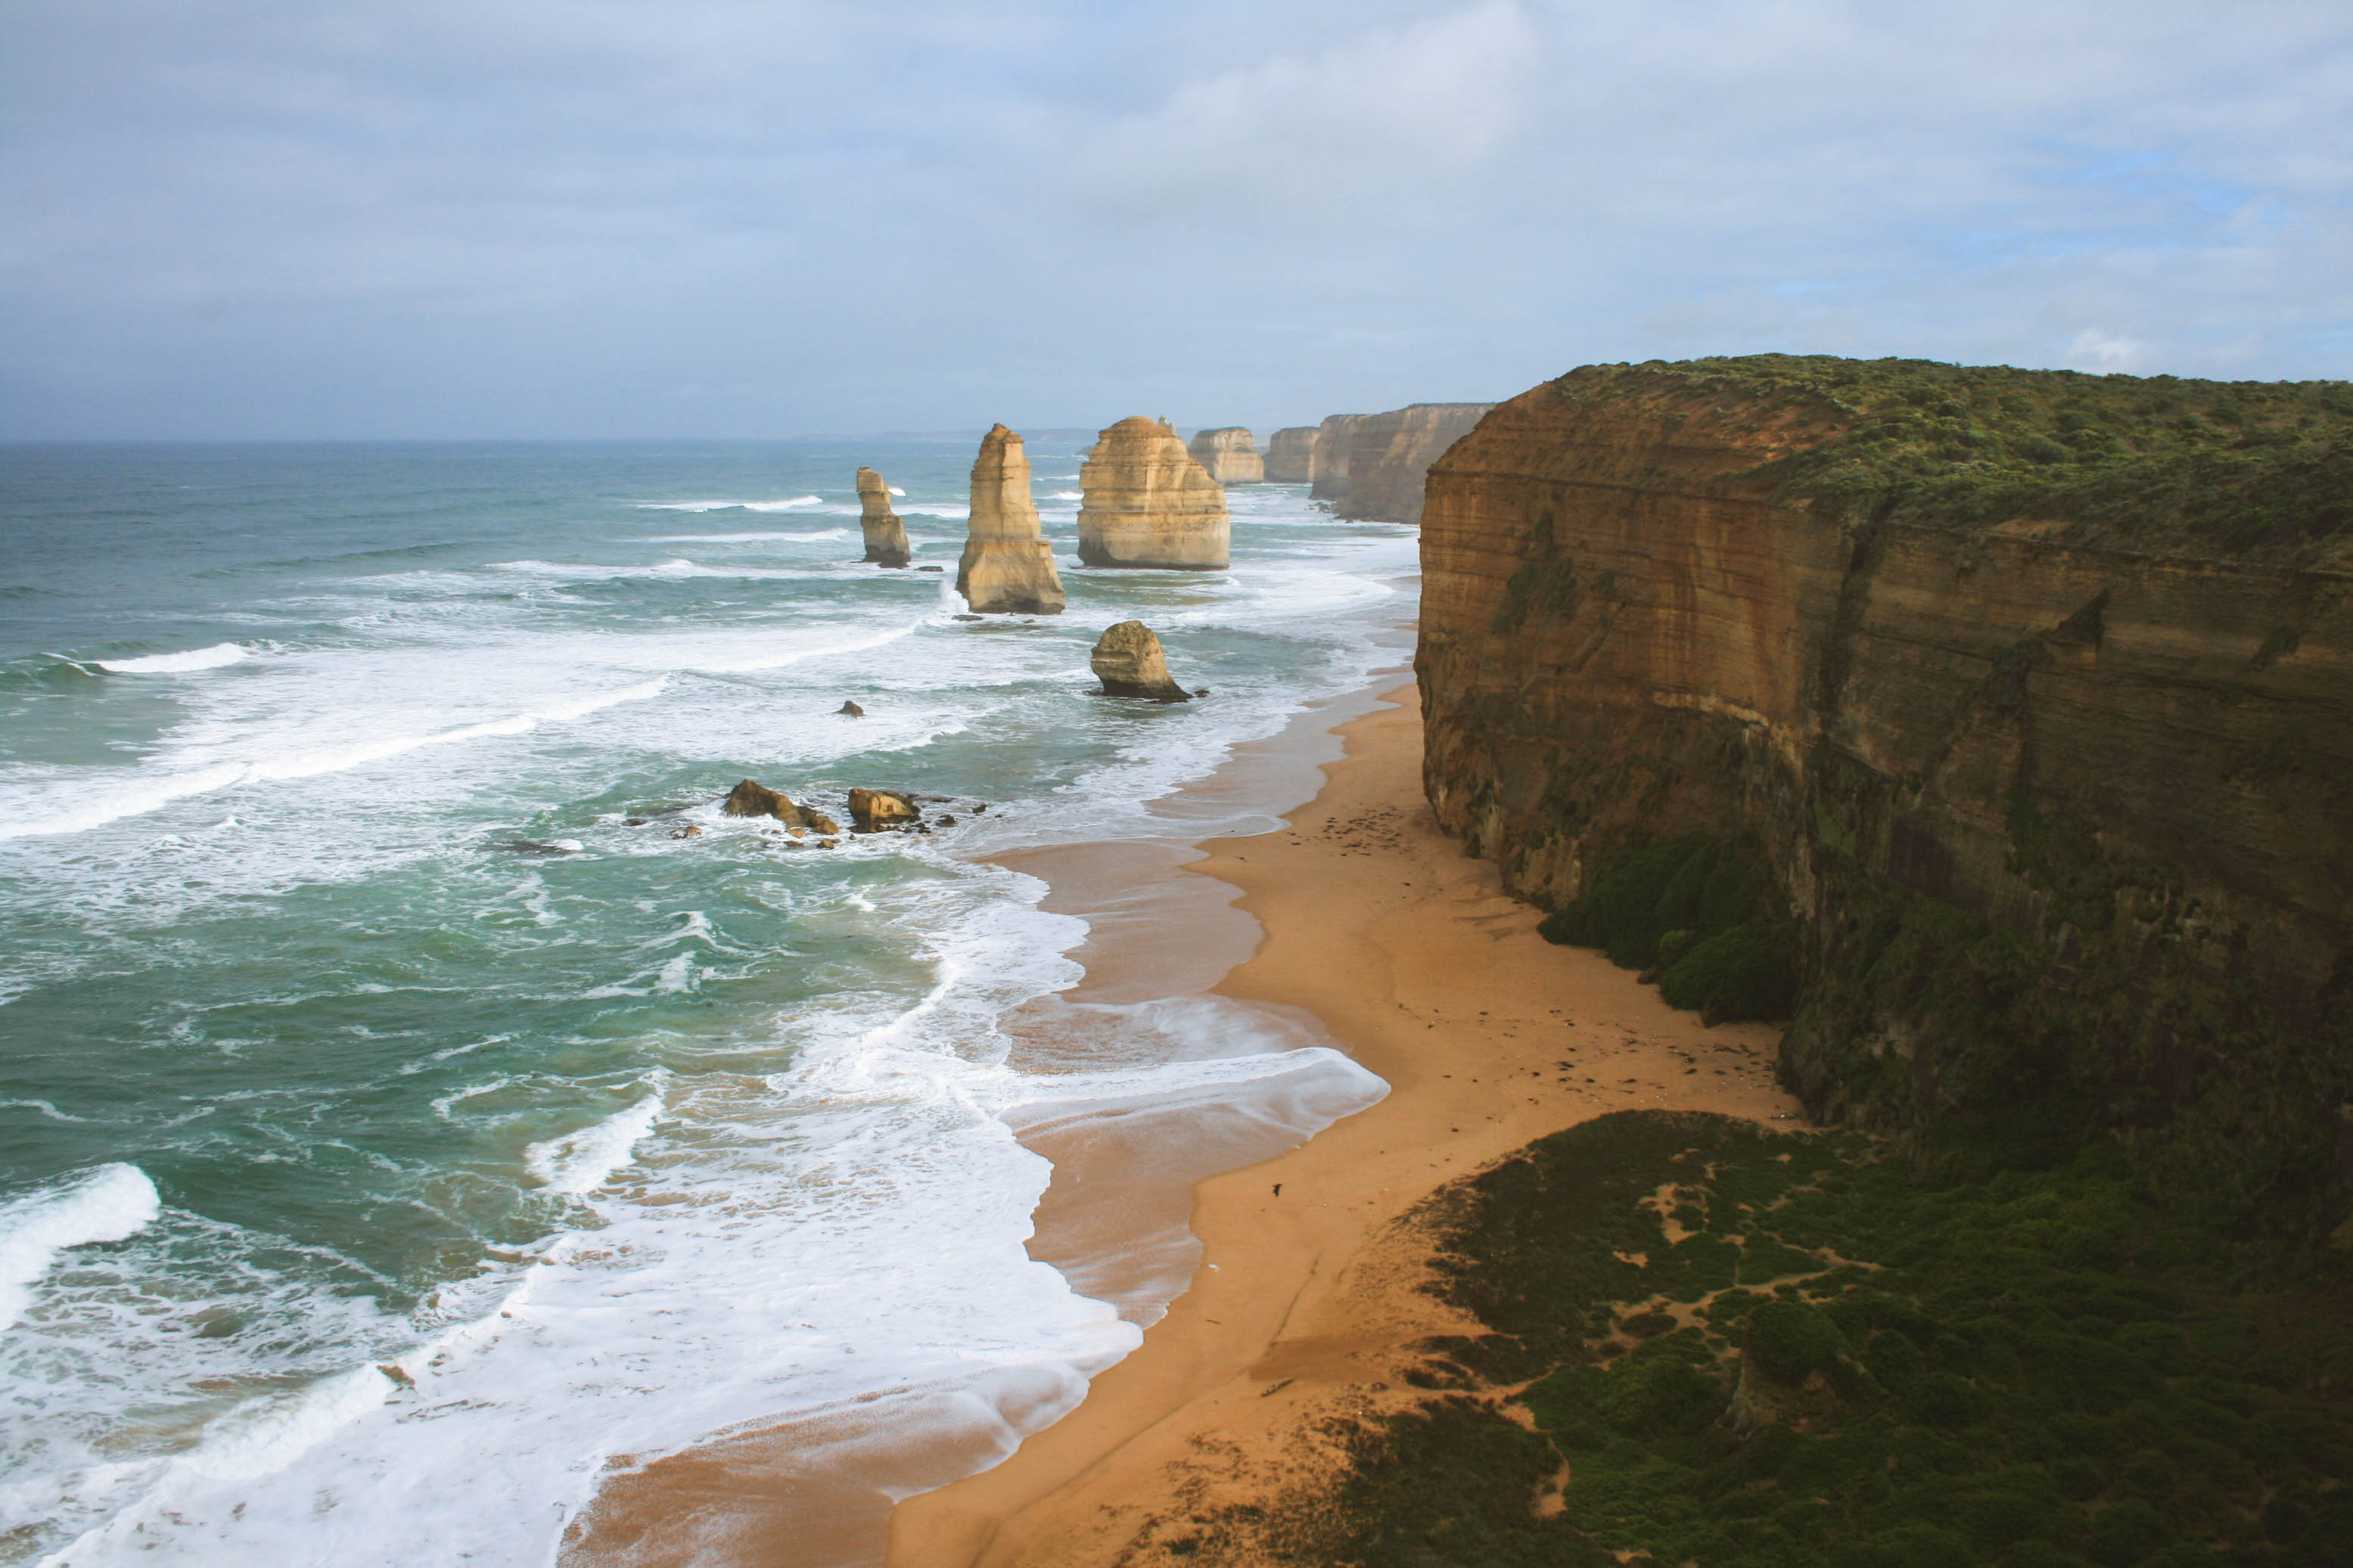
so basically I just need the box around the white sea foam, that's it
[634,495,824,512]
[524,1078,669,1194]
[94,644,248,674]
[635,528,852,544]
[0,1163,162,1330]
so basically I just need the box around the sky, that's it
[2,0,2348,439]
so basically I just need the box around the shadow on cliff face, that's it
[1415,352,2353,1238]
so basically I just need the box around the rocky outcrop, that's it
[1308,415,1364,505]
[847,787,920,831]
[956,425,1065,615]
[856,467,910,567]
[1264,427,1319,483]
[1417,357,2353,1229]
[1337,402,1494,523]
[1077,417,1230,569]
[1187,427,1265,484]
[1089,620,1190,700]
[837,700,864,716]
[723,779,841,834]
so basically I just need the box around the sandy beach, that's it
[886,683,1805,1566]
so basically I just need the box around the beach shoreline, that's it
[884,682,1806,1566]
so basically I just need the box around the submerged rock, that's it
[1090,620,1191,700]
[847,787,922,831]
[1077,417,1229,569]
[856,467,911,567]
[838,700,866,716]
[722,779,841,834]
[671,824,703,839]
[955,425,1065,614]
[1187,427,1265,484]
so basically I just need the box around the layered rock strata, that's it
[1187,427,1265,484]
[1077,417,1230,569]
[1089,620,1190,700]
[1337,402,1494,523]
[855,467,910,567]
[1307,414,1364,505]
[722,779,840,834]
[1417,356,2353,1227]
[956,424,1065,615]
[1264,426,1319,483]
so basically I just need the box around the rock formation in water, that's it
[956,424,1066,615]
[1077,417,1230,569]
[836,700,865,716]
[847,787,921,831]
[1264,427,1319,483]
[1335,403,1494,523]
[855,467,910,567]
[722,779,840,834]
[1187,427,1265,484]
[1089,620,1191,700]
[1307,414,1363,505]
[1417,354,2353,1226]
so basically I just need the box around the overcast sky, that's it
[3,0,2348,439]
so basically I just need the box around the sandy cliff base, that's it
[886,686,1804,1566]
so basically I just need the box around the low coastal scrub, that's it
[1257,1113,2353,1567]
[1633,354,2353,562]
[1537,834,1795,1023]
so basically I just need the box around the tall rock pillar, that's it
[855,466,911,567]
[1077,417,1230,569]
[956,424,1066,614]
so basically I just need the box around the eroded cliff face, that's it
[1188,427,1265,484]
[1077,417,1229,568]
[1265,426,1319,483]
[956,424,1065,614]
[1338,402,1494,523]
[1308,415,1363,505]
[1419,362,2353,1226]
[856,466,910,567]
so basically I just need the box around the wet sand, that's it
[885,685,1804,1566]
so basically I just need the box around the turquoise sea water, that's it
[0,441,1414,1564]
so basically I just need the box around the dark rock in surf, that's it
[838,700,866,716]
[1089,620,1191,700]
[723,779,841,835]
[847,788,922,832]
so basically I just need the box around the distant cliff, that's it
[1332,403,1493,523]
[1188,427,1265,484]
[1265,426,1319,483]
[1419,356,2353,1228]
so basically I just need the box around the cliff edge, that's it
[1335,402,1494,523]
[1419,355,2353,1228]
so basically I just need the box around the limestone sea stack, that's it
[855,467,910,567]
[1076,417,1230,569]
[1089,620,1189,700]
[847,787,921,831]
[1264,427,1319,483]
[1307,414,1364,505]
[1186,427,1265,483]
[955,424,1065,615]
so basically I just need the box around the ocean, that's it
[0,440,1415,1565]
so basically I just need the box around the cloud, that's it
[0,0,2345,439]
[1076,1,1540,219]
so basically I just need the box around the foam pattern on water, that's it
[0,446,1413,1564]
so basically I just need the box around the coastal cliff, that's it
[1338,402,1494,523]
[856,466,910,567]
[1419,356,2353,1226]
[1264,426,1318,483]
[1307,414,1363,505]
[1188,427,1265,484]
[1077,417,1229,568]
[956,424,1065,615]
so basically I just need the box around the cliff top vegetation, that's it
[1558,355,2352,564]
